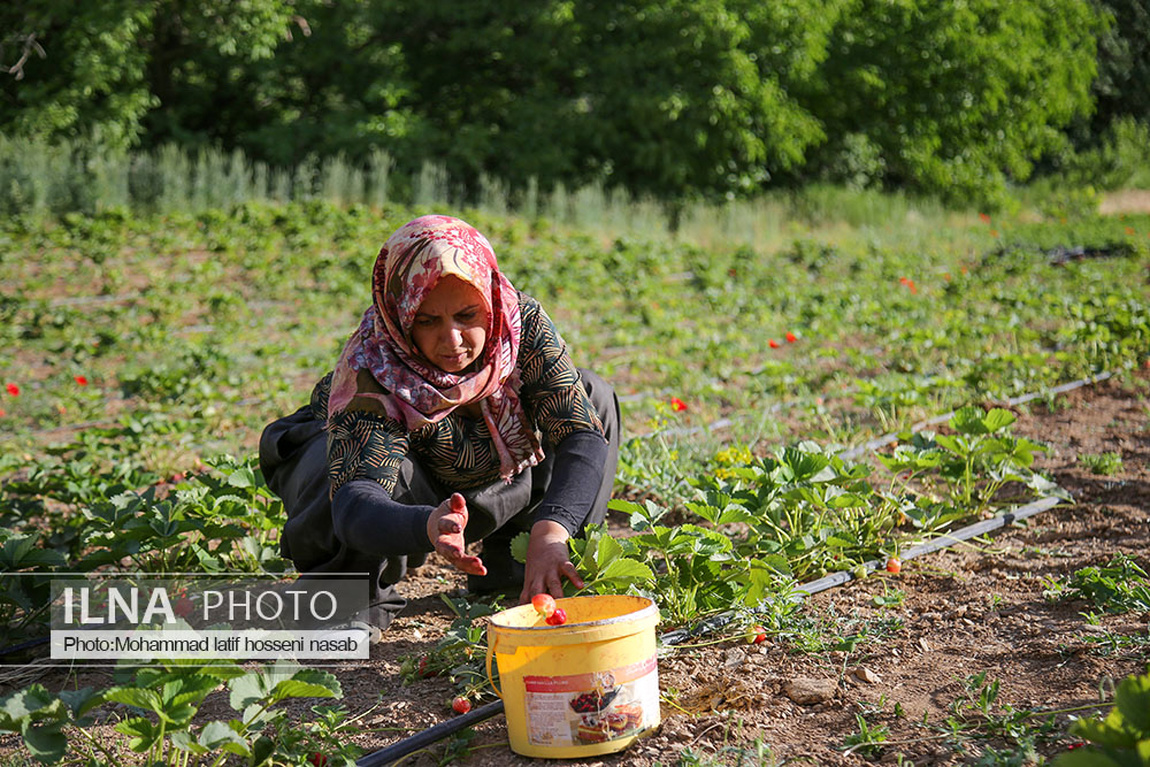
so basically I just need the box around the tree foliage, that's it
[797,0,1103,204]
[0,0,1121,205]
[0,1,296,148]
[1083,0,1150,137]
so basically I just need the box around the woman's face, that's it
[411,275,489,373]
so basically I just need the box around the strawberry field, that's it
[1,199,1149,766]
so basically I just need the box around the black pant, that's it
[258,369,621,628]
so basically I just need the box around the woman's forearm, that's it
[331,479,437,555]
[532,429,609,535]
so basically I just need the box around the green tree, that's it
[325,0,843,200]
[566,0,842,198]
[139,0,421,167]
[0,1,297,148]
[1088,0,1150,131]
[796,0,1104,205]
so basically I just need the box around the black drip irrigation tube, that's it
[355,700,506,767]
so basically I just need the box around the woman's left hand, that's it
[519,520,585,605]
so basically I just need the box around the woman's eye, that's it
[456,311,476,322]
[415,317,435,327]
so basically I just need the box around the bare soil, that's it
[347,372,1150,766]
[2,373,1147,766]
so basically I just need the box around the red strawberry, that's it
[545,608,568,626]
[886,557,902,574]
[452,696,471,714]
[531,593,556,618]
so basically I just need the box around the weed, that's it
[843,713,890,758]
[1077,451,1124,476]
[872,584,907,608]
[1049,554,1150,613]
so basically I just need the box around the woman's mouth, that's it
[439,351,470,367]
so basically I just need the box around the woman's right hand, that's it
[427,493,487,576]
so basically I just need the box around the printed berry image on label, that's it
[521,656,658,747]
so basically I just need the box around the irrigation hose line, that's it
[657,493,1064,647]
[354,700,506,767]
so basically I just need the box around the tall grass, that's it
[0,136,980,249]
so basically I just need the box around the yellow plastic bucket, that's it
[486,595,660,758]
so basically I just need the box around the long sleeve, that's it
[531,429,610,535]
[330,479,437,555]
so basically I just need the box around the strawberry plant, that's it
[1048,554,1150,614]
[0,661,354,766]
[400,594,499,700]
[880,407,1062,516]
[1053,667,1150,766]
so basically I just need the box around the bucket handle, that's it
[485,635,503,699]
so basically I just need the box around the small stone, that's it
[784,677,838,705]
[724,647,746,669]
[853,667,881,684]
[918,637,931,652]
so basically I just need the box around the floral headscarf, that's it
[328,215,544,481]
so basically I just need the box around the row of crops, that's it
[1,202,1148,764]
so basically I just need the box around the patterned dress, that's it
[310,292,605,496]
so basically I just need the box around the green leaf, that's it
[169,729,210,755]
[266,678,341,705]
[593,534,625,571]
[198,720,251,754]
[951,406,990,435]
[21,721,67,762]
[105,687,163,713]
[981,408,1016,432]
[1071,712,1138,749]
[57,688,104,720]
[228,671,267,711]
[114,716,164,752]
[1115,672,1150,734]
[606,499,644,516]
[1051,748,1125,767]
[509,531,530,565]
[227,467,256,488]
[597,558,654,585]
[0,685,60,726]
[250,734,276,766]
[934,434,965,455]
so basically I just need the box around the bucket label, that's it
[522,655,658,747]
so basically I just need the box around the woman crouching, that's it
[259,214,620,636]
